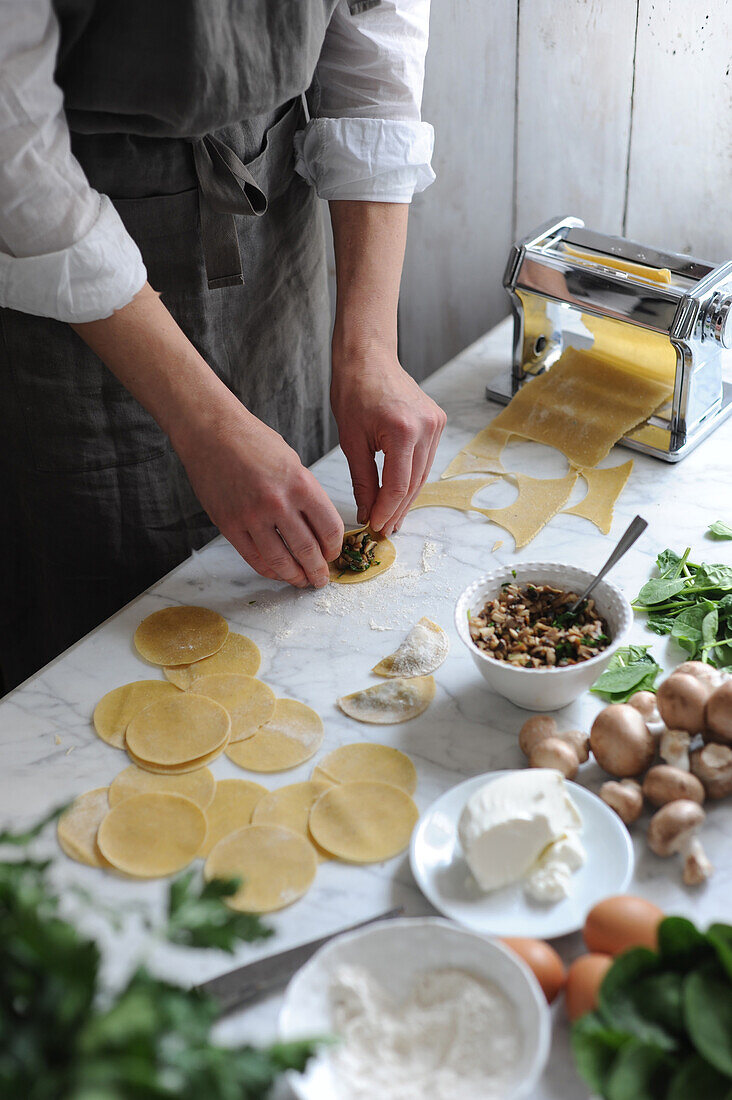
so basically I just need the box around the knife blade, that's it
[197,906,404,1014]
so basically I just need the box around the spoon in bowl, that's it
[567,514,648,615]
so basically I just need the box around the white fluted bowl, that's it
[455,562,633,711]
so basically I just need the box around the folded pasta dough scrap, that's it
[490,348,672,467]
[478,470,578,549]
[372,617,449,678]
[563,460,633,535]
[411,477,498,513]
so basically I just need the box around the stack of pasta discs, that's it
[125,693,232,773]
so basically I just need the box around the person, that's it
[0,0,446,692]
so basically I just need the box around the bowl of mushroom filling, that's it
[455,563,632,711]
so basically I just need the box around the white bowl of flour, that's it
[279,917,550,1100]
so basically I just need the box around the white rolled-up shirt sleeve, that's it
[294,0,435,203]
[0,0,147,322]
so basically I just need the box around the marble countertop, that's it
[3,315,731,1099]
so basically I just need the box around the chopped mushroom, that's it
[642,765,705,807]
[705,681,732,746]
[600,779,644,824]
[647,800,713,886]
[590,704,656,777]
[659,728,692,772]
[528,738,578,779]
[690,743,732,799]
[656,673,708,735]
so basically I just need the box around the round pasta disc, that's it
[97,792,207,878]
[125,743,227,775]
[199,778,269,857]
[164,632,261,690]
[311,743,417,795]
[226,698,324,773]
[337,676,435,725]
[93,680,180,750]
[251,781,332,860]
[57,787,111,868]
[125,694,230,767]
[190,673,276,743]
[329,531,396,585]
[108,764,216,809]
[204,824,317,912]
[134,605,228,667]
[372,618,449,679]
[309,780,419,863]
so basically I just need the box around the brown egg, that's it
[501,937,566,1004]
[565,954,613,1021]
[583,895,664,956]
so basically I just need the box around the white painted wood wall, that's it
[399,0,732,383]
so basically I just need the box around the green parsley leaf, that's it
[165,870,274,952]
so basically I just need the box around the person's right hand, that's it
[71,283,343,588]
[174,394,344,588]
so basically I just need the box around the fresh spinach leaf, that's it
[690,563,732,591]
[670,602,715,658]
[708,520,732,540]
[666,1055,732,1100]
[598,949,680,1051]
[590,646,661,702]
[657,917,711,970]
[636,577,689,606]
[707,923,732,983]
[656,549,685,577]
[684,961,732,1076]
[604,1040,674,1100]
[571,1012,629,1094]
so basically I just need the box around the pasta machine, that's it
[488,215,732,461]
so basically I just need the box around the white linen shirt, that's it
[0,0,434,324]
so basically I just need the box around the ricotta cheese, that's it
[524,831,587,903]
[458,769,583,893]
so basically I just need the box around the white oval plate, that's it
[279,917,550,1100]
[410,771,634,939]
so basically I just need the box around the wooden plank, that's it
[514,0,638,238]
[399,0,518,383]
[624,0,732,261]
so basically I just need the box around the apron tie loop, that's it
[192,135,268,289]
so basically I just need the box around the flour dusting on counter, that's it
[327,964,521,1100]
[310,539,450,631]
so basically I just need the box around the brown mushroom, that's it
[560,729,590,765]
[659,728,691,772]
[690,743,732,799]
[590,704,656,777]
[529,737,578,780]
[705,681,732,746]
[675,661,720,688]
[647,800,713,886]
[656,673,708,734]
[600,779,644,824]
[519,715,558,757]
[627,691,658,721]
[642,765,705,807]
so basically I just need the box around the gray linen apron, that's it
[0,0,355,691]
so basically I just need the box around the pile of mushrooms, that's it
[519,661,732,887]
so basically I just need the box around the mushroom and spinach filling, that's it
[336,530,380,574]
[469,582,610,667]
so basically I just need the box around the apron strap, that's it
[192,134,268,289]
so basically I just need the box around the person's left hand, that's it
[331,348,447,537]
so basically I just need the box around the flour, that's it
[327,965,522,1100]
